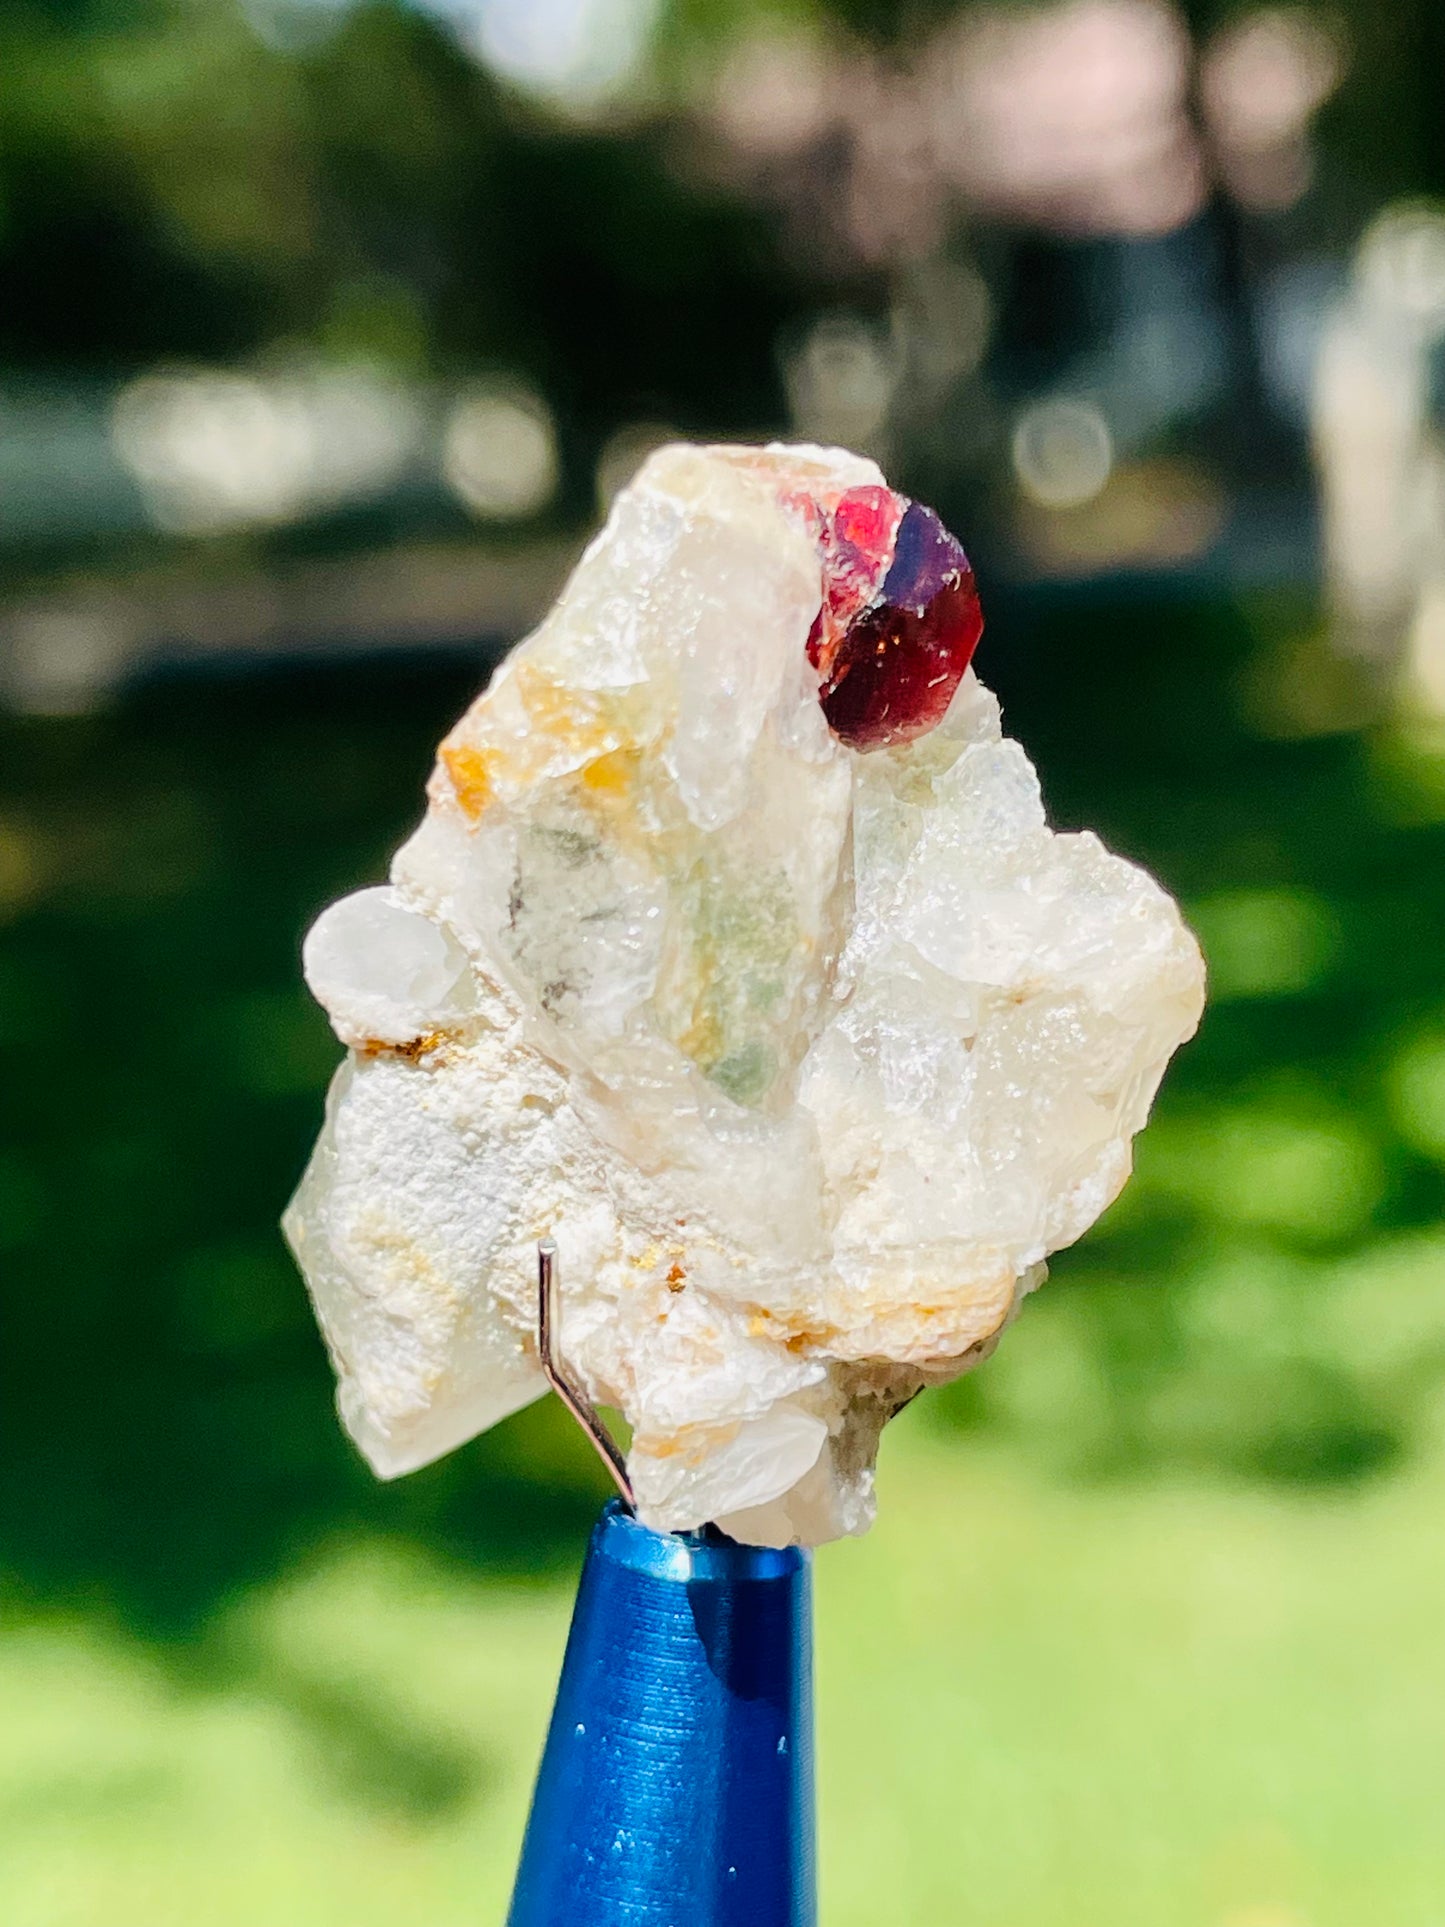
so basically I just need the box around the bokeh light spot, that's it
[784,314,896,454]
[1384,1026,1445,1162]
[595,423,678,513]
[441,384,558,522]
[1188,886,1339,1000]
[1011,398,1113,509]
[1356,201,1445,328]
[1368,719,1445,824]
[451,0,659,107]
[111,366,422,535]
[1142,1104,1384,1243]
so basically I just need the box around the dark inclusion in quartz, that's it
[811,500,984,753]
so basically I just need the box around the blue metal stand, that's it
[507,1500,816,1927]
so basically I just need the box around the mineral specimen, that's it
[284,442,1205,1547]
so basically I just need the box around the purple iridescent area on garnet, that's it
[817,499,984,752]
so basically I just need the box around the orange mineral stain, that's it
[579,748,636,799]
[440,745,495,821]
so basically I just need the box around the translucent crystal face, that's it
[793,484,984,753]
[284,441,1205,1549]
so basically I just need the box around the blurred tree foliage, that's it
[0,0,805,487]
[4,0,1443,450]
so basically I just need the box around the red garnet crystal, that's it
[811,498,983,753]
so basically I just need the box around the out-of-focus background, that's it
[5,0,1445,1919]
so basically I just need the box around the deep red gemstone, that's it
[804,484,902,675]
[817,501,983,752]
[831,484,897,565]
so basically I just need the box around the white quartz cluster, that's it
[284,442,1204,1546]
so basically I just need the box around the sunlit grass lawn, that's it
[5,1411,1444,1927]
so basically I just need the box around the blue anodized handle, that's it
[507,1499,816,1927]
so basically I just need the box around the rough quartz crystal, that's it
[284,442,1205,1547]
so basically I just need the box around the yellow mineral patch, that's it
[675,998,725,1074]
[514,661,615,752]
[359,1029,451,1063]
[439,667,637,814]
[440,744,495,821]
[355,1214,462,1313]
[579,747,637,798]
[634,1419,742,1466]
[745,1306,828,1351]
[741,1268,1016,1364]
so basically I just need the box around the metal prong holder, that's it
[506,1503,815,1927]
[508,1248,817,1927]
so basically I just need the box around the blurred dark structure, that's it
[4,0,1444,706]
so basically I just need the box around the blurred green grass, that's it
[4,585,1445,1920]
[5,1427,1445,1925]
